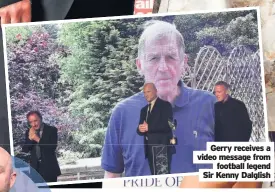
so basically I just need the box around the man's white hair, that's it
[137,20,186,61]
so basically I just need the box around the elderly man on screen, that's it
[101,20,216,178]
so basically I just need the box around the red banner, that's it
[134,0,155,15]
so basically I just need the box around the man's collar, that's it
[39,123,44,131]
[150,97,158,105]
[222,95,231,103]
[174,80,190,108]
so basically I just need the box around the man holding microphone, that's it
[22,111,61,183]
[137,82,175,175]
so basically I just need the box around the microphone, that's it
[146,103,151,122]
[174,119,177,127]
[146,108,149,122]
[168,118,177,145]
[145,106,149,140]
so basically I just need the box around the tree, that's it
[57,17,158,157]
[6,25,76,161]
[174,10,258,68]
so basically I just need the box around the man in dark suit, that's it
[22,111,61,183]
[214,81,252,141]
[180,81,260,189]
[137,83,175,175]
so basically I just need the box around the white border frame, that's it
[1,6,269,187]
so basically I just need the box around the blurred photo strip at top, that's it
[152,0,230,13]
[1,0,135,23]
[31,0,135,22]
[151,0,275,14]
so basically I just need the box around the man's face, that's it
[214,85,227,102]
[137,35,184,97]
[0,149,16,192]
[143,84,157,103]
[0,166,10,192]
[28,114,41,130]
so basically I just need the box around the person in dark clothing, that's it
[22,111,61,183]
[137,83,176,175]
[180,81,261,188]
[214,81,252,141]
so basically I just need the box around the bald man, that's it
[180,175,262,188]
[0,147,16,192]
[137,83,175,175]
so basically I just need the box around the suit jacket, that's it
[22,123,61,179]
[214,96,252,141]
[137,98,175,158]
[0,0,73,20]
